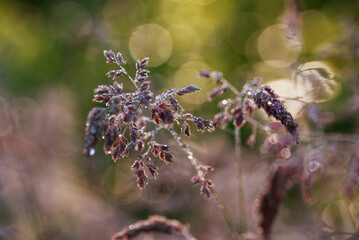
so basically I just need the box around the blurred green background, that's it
[1,0,359,239]
[2,0,358,117]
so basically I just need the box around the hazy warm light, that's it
[298,61,339,102]
[258,24,301,68]
[129,24,173,67]
[265,78,307,117]
[168,61,212,110]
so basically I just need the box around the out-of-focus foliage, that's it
[1,0,359,239]
[1,0,357,117]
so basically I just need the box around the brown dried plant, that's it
[199,71,301,237]
[199,59,359,239]
[84,50,241,239]
[200,72,299,143]
[111,215,196,240]
[84,13,359,239]
[84,50,214,192]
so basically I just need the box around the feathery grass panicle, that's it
[84,50,214,194]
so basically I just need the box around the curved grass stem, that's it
[166,125,240,239]
[235,128,247,232]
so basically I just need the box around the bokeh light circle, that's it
[264,78,308,117]
[129,24,173,67]
[169,24,200,52]
[297,61,339,102]
[103,0,146,36]
[258,24,301,68]
[168,61,212,110]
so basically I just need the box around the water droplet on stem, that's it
[89,148,96,156]
[269,134,278,144]
[279,148,291,159]
[308,160,320,172]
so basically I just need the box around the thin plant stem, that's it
[235,127,247,232]
[166,125,240,239]
[119,65,138,90]
[283,96,308,104]
[244,115,271,134]
[166,125,204,177]
[223,79,242,96]
[120,103,142,135]
[300,133,356,144]
[344,199,357,231]
[211,187,241,240]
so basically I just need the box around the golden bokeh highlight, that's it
[258,24,301,68]
[160,0,228,38]
[264,78,308,117]
[264,61,337,117]
[168,61,212,110]
[129,23,173,67]
[102,0,146,36]
[169,24,200,52]
[252,61,289,82]
[298,61,339,102]
[168,52,201,67]
[0,1,357,238]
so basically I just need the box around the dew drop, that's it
[107,151,112,155]
[267,101,272,106]
[102,136,105,139]
[308,160,320,172]
[263,126,271,133]
[188,154,193,160]
[221,99,228,105]
[89,148,95,156]
[279,148,291,159]
[269,134,278,144]
[246,90,252,96]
